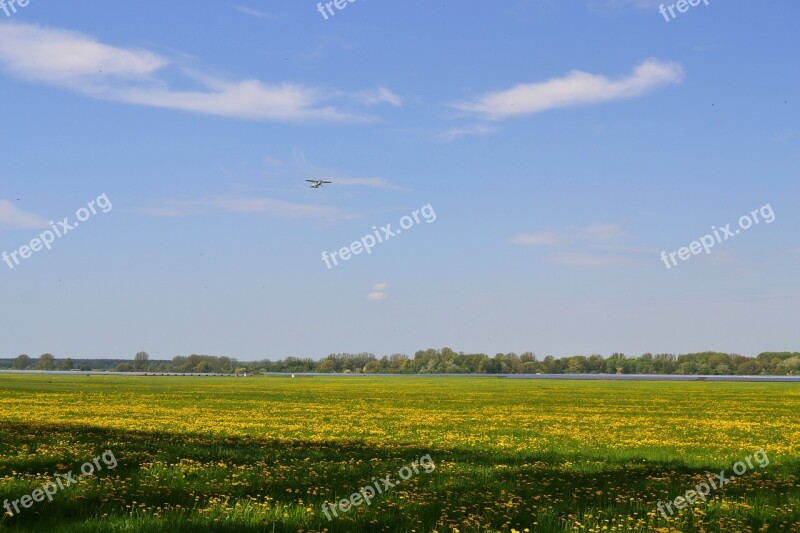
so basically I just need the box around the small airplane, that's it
[306,179,332,189]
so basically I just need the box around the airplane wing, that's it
[321,181,332,184]
[305,180,317,183]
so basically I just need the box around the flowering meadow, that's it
[0,375,798,532]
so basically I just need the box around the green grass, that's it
[0,375,798,532]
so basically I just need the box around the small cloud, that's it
[368,282,388,300]
[584,223,621,241]
[354,86,403,107]
[439,124,496,141]
[509,232,562,246]
[451,59,684,120]
[235,6,273,18]
[0,200,50,229]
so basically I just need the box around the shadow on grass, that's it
[0,421,798,533]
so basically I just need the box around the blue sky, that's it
[0,1,798,360]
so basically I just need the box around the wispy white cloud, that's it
[439,124,496,141]
[0,22,377,122]
[509,231,563,246]
[262,152,407,191]
[0,200,50,229]
[368,282,389,300]
[235,6,273,18]
[510,223,650,267]
[584,223,621,241]
[354,86,403,107]
[113,81,352,122]
[138,196,358,220]
[0,23,167,86]
[452,59,684,120]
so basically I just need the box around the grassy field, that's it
[0,375,798,532]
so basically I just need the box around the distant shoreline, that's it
[1,370,798,382]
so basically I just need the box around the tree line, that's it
[2,349,800,375]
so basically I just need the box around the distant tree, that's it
[566,356,587,374]
[388,354,411,373]
[636,353,654,374]
[779,357,800,375]
[714,363,731,375]
[541,355,561,374]
[17,348,784,376]
[653,354,677,374]
[134,352,150,372]
[317,358,336,373]
[587,355,606,373]
[503,353,523,373]
[37,353,55,371]
[606,353,626,374]
[13,354,31,370]
[478,358,501,374]
[171,355,189,373]
[363,360,381,373]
